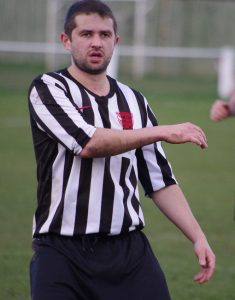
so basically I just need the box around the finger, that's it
[200,142,208,149]
[201,130,207,143]
[200,268,213,283]
[204,255,216,280]
[194,271,203,281]
[191,137,208,149]
[194,269,208,284]
[194,270,206,283]
[212,111,226,121]
[198,130,208,148]
[207,251,216,268]
[193,126,208,144]
[199,136,208,149]
[199,128,207,142]
[193,133,208,149]
[204,267,214,281]
[194,259,215,283]
[191,137,204,148]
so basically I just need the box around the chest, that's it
[74,92,144,130]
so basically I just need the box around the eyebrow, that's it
[79,29,113,35]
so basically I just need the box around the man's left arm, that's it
[150,184,216,284]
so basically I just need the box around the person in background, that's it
[28,1,215,299]
[210,91,235,121]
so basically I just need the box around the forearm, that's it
[151,184,215,283]
[80,126,164,158]
[151,184,206,243]
[80,122,208,158]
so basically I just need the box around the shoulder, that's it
[29,69,71,91]
[31,69,67,84]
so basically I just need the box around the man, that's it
[210,91,235,121]
[28,1,215,299]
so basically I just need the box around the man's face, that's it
[63,13,119,75]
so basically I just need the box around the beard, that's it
[72,55,111,75]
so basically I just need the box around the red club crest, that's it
[116,112,133,129]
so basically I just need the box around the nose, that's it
[91,34,102,48]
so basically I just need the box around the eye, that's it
[101,32,112,38]
[80,31,92,37]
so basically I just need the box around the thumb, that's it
[198,252,206,267]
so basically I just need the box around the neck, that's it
[68,65,110,96]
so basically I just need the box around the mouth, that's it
[88,52,104,64]
[90,51,102,56]
[89,51,103,58]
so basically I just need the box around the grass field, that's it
[0,63,235,300]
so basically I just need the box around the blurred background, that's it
[1,0,235,85]
[0,0,235,299]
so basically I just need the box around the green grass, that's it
[0,63,235,300]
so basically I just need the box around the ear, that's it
[60,32,71,51]
[114,35,120,46]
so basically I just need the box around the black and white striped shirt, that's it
[28,69,177,237]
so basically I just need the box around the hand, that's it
[193,238,216,284]
[161,122,208,149]
[210,100,230,121]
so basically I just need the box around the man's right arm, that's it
[29,76,207,159]
[80,122,208,158]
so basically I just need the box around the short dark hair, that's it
[64,0,118,38]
